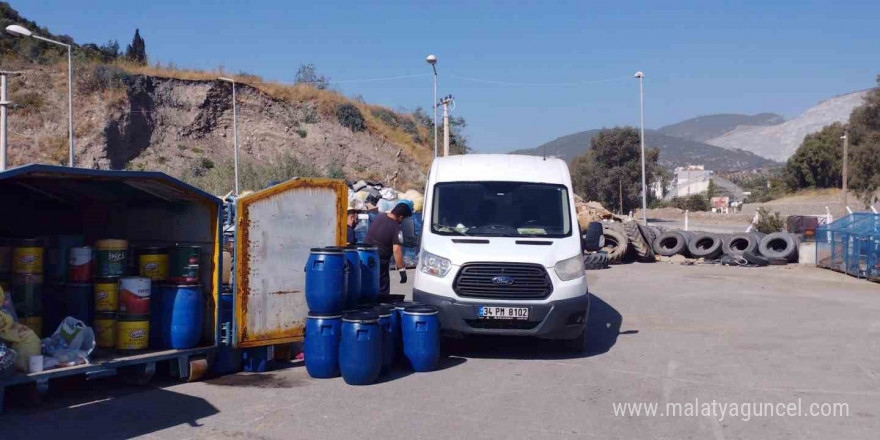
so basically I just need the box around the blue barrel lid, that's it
[393,301,423,311]
[403,304,439,316]
[356,244,378,251]
[310,246,344,254]
[372,305,394,317]
[342,310,379,323]
[307,311,343,319]
[343,245,360,253]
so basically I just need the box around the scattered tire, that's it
[583,253,609,270]
[722,233,759,256]
[582,221,604,252]
[624,221,655,262]
[602,225,628,264]
[652,231,688,256]
[742,251,769,266]
[759,232,798,262]
[686,233,723,260]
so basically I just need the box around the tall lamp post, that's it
[634,71,647,225]
[218,77,240,196]
[426,54,438,158]
[6,24,75,167]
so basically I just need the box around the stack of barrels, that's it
[303,245,441,385]
[10,239,45,337]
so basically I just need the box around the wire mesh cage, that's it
[816,213,879,281]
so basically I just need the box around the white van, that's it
[413,154,590,350]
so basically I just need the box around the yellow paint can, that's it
[12,240,44,274]
[116,315,150,350]
[94,312,117,348]
[138,248,169,281]
[94,279,119,312]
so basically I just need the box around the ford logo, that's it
[491,275,515,286]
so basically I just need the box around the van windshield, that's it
[431,182,572,237]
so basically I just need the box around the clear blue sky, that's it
[15,0,879,152]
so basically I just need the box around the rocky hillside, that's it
[2,62,432,193]
[657,113,784,142]
[705,90,869,162]
[512,128,776,171]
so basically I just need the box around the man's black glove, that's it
[399,269,408,284]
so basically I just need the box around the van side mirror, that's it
[582,221,603,252]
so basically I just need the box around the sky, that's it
[14,0,879,152]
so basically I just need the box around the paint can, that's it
[68,246,94,282]
[12,239,44,274]
[116,315,149,351]
[137,247,169,281]
[11,273,43,320]
[46,235,84,282]
[95,239,128,278]
[94,278,119,312]
[168,246,201,284]
[94,312,117,348]
[118,276,151,315]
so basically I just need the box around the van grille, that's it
[453,263,552,300]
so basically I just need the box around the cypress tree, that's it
[125,29,147,65]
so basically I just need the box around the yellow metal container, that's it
[138,251,169,281]
[12,242,44,274]
[116,316,149,350]
[94,312,117,348]
[94,279,119,312]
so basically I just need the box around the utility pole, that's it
[440,95,454,156]
[842,125,849,210]
[634,71,648,225]
[218,77,240,195]
[0,71,21,171]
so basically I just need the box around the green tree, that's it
[570,127,663,213]
[706,178,718,201]
[783,122,844,190]
[848,75,880,204]
[124,29,147,65]
[295,63,330,90]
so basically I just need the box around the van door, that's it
[233,178,347,348]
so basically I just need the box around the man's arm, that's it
[393,244,407,283]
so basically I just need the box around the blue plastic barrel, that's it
[304,312,342,378]
[339,311,382,385]
[150,281,163,348]
[305,247,348,313]
[356,245,380,305]
[373,305,395,372]
[160,284,204,349]
[213,293,242,375]
[343,246,362,308]
[392,301,421,358]
[402,305,440,372]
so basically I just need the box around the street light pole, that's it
[218,77,240,196]
[0,71,21,171]
[634,71,648,225]
[842,125,849,210]
[6,25,75,167]
[426,55,438,158]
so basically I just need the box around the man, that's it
[364,203,413,295]
[346,209,359,245]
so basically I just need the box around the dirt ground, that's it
[2,263,878,439]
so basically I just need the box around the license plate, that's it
[478,306,529,320]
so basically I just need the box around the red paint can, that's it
[118,276,151,315]
[68,246,94,282]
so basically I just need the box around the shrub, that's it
[302,105,319,124]
[326,164,345,179]
[754,206,785,234]
[335,103,366,132]
[13,91,44,116]
[185,153,320,195]
[295,128,307,138]
[371,108,399,127]
[77,64,128,94]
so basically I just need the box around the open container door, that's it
[233,178,347,348]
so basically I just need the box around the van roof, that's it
[431,154,571,185]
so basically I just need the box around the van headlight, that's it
[420,251,451,277]
[554,254,585,281]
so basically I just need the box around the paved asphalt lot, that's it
[3,263,879,439]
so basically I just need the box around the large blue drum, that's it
[305,247,348,313]
[373,305,395,372]
[392,301,420,358]
[356,245,380,305]
[160,284,204,349]
[213,293,242,375]
[339,311,382,385]
[343,246,362,308]
[304,312,342,379]
[402,305,440,372]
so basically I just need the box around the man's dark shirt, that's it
[364,214,401,260]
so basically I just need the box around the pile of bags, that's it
[348,181,425,269]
